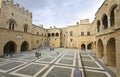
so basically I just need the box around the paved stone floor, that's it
[0,48,116,77]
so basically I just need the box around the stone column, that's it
[115,5,120,26]
[86,44,87,50]
[103,44,108,65]
[108,17,111,28]
[100,21,104,31]
[116,36,120,77]
[16,43,21,54]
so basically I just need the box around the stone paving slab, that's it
[85,69,112,77]
[16,64,44,75]
[0,61,27,72]
[10,63,48,77]
[11,54,25,58]
[55,58,75,66]
[23,56,36,60]
[0,59,7,62]
[82,60,104,70]
[0,72,20,77]
[81,56,93,61]
[38,57,55,63]
[42,66,74,77]
[0,48,116,77]
[59,59,73,65]
[48,53,60,57]
[64,54,74,58]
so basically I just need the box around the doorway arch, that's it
[106,38,116,67]
[110,5,117,26]
[3,41,17,54]
[81,44,86,50]
[97,39,104,58]
[87,43,92,49]
[21,41,29,52]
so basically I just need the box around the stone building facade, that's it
[0,0,120,76]
[0,0,48,55]
[92,0,120,76]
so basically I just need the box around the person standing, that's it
[35,52,38,59]
[39,52,41,58]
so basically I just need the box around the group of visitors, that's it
[4,50,13,58]
[50,47,54,51]
[35,52,41,59]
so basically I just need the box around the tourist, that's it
[10,52,13,58]
[39,52,41,58]
[35,52,38,59]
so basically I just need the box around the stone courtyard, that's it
[0,47,116,77]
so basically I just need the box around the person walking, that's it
[35,52,39,59]
[39,52,41,58]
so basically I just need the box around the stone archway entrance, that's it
[81,44,86,50]
[87,43,92,49]
[4,41,16,55]
[106,38,116,67]
[97,39,104,58]
[21,41,29,52]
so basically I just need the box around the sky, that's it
[14,0,105,28]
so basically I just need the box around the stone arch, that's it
[23,24,29,32]
[81,44,86,50]
[106,38,116,67]
[21,41,29,52]
[102,14,108,29]
[97,20,101,32]
[56,33,59,37]
[52,33,55,37]
[70,31,73,36]
[87,43,92,49]
[48,33,50,37]
[109,4,117,26]
[7,19,17,30]
[93,42,96,51]
[97,39,104,58]
[3,41,17,54]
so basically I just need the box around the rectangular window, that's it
[70,38,73,42]
[87,32,90,36]
[81,32,84,36]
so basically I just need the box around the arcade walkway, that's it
[0,48,116,77]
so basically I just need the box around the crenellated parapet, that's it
[2,0,32,17]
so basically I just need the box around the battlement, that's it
[80,19,89,24]
[2,0,32,16]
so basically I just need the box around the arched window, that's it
[48,33,50,37]
[110,5,117,26]
[102,14,108,29]
[70,31,73,36]
[9,21,14,30]
[56,33,59,36]
[24,24,28,32]
[37,32,39,35]
[52,33,54,37]
[97,20,100,32]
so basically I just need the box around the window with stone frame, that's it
[70,31,73,36]
[81,32,84,36]
[87,32,90,36]
[9,21,14,30]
